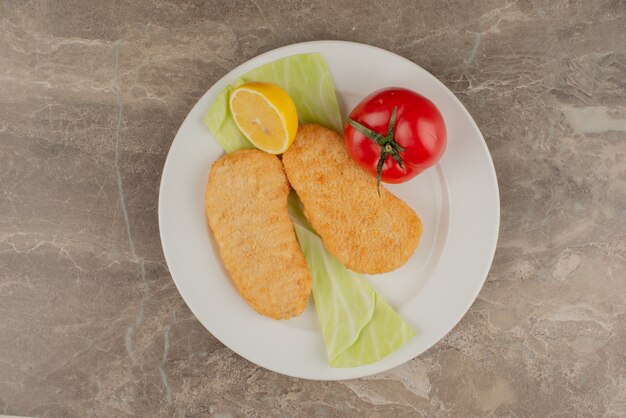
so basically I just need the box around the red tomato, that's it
[344,87,446,189]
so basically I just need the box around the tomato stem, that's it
[347,106,404,195]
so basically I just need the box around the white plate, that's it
[158,41,499,380]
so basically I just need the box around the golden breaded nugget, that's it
[205,149,311,319]
[282,124,422,274]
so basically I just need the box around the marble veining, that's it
[0,0,625,417]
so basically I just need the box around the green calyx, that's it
[347,106,405,196]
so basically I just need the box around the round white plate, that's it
[159,41,499,380]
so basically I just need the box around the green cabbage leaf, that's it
[204,53,415,367]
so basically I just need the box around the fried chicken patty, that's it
[282,124,422,274]
[205,149,311,319]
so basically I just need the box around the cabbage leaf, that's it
[204,53,415,367]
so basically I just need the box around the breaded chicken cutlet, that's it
[282,124,422,274]
[205,149,311,319]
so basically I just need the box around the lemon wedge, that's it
[229,82,298,154]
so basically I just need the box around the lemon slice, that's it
[229,82,298,154]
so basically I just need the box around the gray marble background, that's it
[1,0,625,417]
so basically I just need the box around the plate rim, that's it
[158,40,500,380]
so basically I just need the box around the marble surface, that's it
[1,0,625,416]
